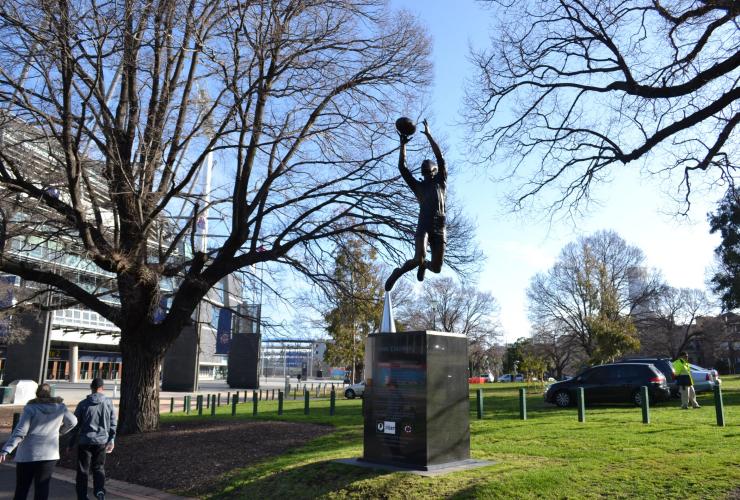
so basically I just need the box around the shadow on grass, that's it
[205,458,390,499]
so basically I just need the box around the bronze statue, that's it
[385,119,446,291]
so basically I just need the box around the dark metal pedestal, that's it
[3,310,51,385]
[161,323,200,392]
[362,330,470,470]
[227,333,261,389]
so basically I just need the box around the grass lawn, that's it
[162,376,740,499]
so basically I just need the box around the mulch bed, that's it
[58,419,334,496]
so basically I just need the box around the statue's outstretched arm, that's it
[398,134,416,190]
[423,120,446,181]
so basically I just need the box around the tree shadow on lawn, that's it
[205,459,393,499]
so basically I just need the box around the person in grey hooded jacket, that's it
[71,378,116,500]
[0,383,77,500]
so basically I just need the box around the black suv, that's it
[544,363,671,407]
[614,357,677,396]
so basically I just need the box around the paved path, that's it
[0,463,188,499]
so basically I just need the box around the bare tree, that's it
[397,277,502,372]
[530,319,582,380]
[527,230,662,362]
[0,0,442,433]
[639,287,713,358]
[466,0,740,213]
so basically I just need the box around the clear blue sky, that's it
[389,0,723,342]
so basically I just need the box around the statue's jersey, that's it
[400,164,447,235]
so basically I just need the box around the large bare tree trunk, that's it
[0,0,447,436]
[118,336,163,435]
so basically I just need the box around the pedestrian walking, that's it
[0,383,77,500]
[71,378,117,500]
[673,351,700,409]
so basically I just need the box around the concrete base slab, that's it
[334,458,495,477]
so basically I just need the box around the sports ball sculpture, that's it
[395,116,417,137]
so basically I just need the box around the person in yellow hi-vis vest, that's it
[672,352,700,409]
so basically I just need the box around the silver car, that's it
[344,381,365,399]
[690,363,721,393]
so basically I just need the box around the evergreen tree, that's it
[323,237,383,383]
[709,188,740,311]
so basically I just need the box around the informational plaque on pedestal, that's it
[362,330,470,470]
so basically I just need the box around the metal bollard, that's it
[304,389,310,415]
[217,393,221,407]
[477,389,484,419]
[252,390,258,416]
[714,385,725,427]
[170,397,174,414]
[577,387,585,423]
[641,386,650,424]
[231,394,238,416]
[294,387,297,400]
[278,390,284,415]
[330,388,336,416]
[211,395,216,416]
[205,394,210,409]
[226,392,230,405]
[272,389,275,400]
[197,395,203,416]
[519,387,527,420]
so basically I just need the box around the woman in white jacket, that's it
[0,383,77,500]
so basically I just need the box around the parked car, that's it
[689,363,722,393]
[544,363,671,407]
[615,357,722,396]
[344,381,365,399]
[498,374,524,383]
[469,372,495,384]
[615,357,677,395]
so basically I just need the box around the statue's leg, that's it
[415,232,429,282]
[384,232,426,291]
[428,231,445,273]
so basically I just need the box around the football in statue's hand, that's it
[395,117,416,136]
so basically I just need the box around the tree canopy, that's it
[638,286,712,357]
[322,236,383,384]
[527,230,660,363]
[467,0,740,213]
[709,187,740,310]
[0,0,443,433]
